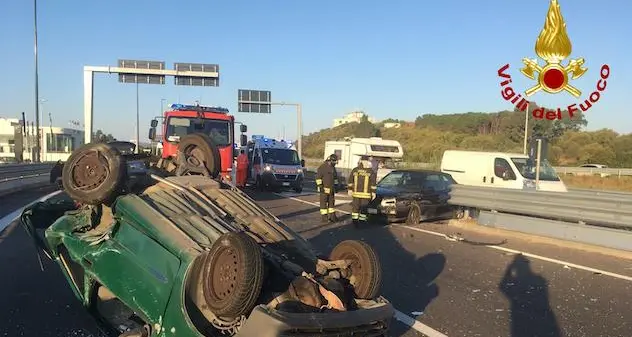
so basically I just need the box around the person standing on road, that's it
[316,154,340,224]
[347,161,377,226]
[236,149,249,188]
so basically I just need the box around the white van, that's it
[440,150,567,192]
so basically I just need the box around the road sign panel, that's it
[117,59,166,84]
[238,89,271,103]
[174,63,219,87]
[238,102,271,113]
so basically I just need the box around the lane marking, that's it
[275,194,449,336]
[394,310,448,337]
[399,225,632,282]
[278,195,632,282]
[0,190,62,233]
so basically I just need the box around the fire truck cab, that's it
[148,103,248,183]
[245,135,304,193]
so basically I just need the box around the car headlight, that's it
[264,165,272,172]
[297,168,303,174]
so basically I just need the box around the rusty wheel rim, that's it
[70,150,109,191]
[210,247,240,300]
[339,252,362,286]
[183,145,206,168]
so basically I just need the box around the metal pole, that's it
[33,0,41,162]
[136,82,140,153]
[523,102,530,155]
[297,103,302,160]
[535,139,542,190]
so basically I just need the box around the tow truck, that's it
[148,103,248,183]
[245,135,304,192]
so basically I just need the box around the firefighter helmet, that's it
[327,154,338,162]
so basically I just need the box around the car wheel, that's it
[256,176,265,192]
[177,133,220,178]
[202,231,265,318]
[329,240,382,300]
[293,186,303,193]
[406,204,422,225]
[61,142,126,205]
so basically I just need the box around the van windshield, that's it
[262,148,300,165]
[511,158,560,181]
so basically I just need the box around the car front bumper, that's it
[235,298,394,337]
[260,172,304,189]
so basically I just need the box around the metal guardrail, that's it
[0,163,54,180]
[448,184,632,229]
[0,174,50,198]
[448,184,632,252]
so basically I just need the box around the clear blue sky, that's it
[1,0,630,141]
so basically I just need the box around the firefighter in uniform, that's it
[316,154,340,223]
[347,160,377,226]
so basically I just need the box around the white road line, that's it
[277,196,632,283]
[394,310,449,337]
[0,190,62,232]
[399,225,632,282]
[274,194,449,336]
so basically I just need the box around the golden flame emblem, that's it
[520,0,587,97]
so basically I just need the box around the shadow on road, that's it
[499,254,561,337]
[305,222,446,337]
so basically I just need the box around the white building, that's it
[0,117,84,163]
[332,110,378,128]
[383,122,401,129]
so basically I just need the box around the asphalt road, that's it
[0,186,631,337]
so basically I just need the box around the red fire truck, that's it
[149,103,247,183]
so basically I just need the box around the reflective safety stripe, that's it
[328,208,336,214]
[371,185,377,190]
[315,179,323,185]
[352,192,372,199]
[320,209,328,215]
[351,212,359,219]
[323,187,331,194]
[358,214,368,221]
[334,179,339,184]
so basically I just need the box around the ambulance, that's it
[245,135,304,192]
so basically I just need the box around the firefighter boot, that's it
[321,215,329,224]
[329,212,339,223]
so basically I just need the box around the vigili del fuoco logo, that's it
[497,0,610,120]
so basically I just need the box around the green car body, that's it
[22,175,394,337]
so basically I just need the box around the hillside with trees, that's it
[302,103,632,167]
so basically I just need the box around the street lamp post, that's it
[523,101,530,155]
[33,0,41,162]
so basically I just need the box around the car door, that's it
[419,173,442,217]
[82,217,180,325]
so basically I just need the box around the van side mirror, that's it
[240,134,248,146]
[150,119,158,128]
[240,124,247,133]
[148,128,156,141]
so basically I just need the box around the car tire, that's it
[202,231,265,318]
[293,186,303,193]
[406,203,422,225]
[177,133,221,178]
[61,142,126,205]
[329,240,382,300]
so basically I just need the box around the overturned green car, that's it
[21,137,393,337]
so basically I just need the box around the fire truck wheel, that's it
[61,143,126,205]
[329,240,382,300]
[178,134,221,178]
[202,231,264,318]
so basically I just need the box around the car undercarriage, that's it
[22,135,394,337]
